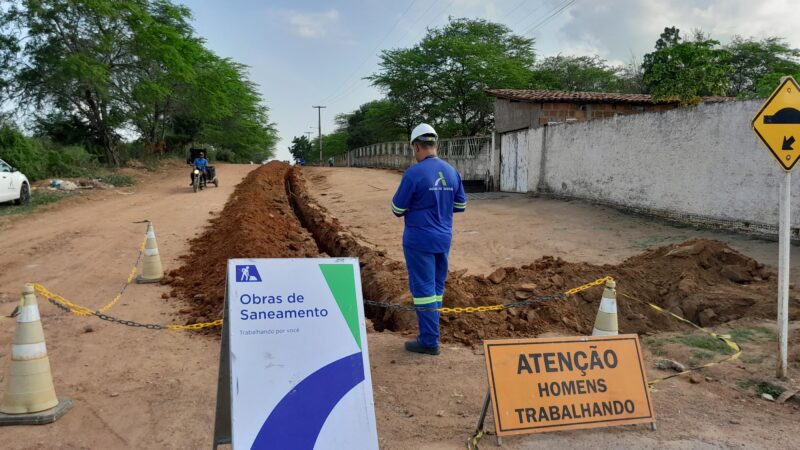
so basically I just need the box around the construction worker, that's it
[391,123,467,355]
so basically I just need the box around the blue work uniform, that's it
[391,155,467,349]
[193,158,208,172]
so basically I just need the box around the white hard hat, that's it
[410,123,438,145]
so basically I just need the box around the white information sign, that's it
[227,258,378,449]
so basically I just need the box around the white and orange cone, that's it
[591,280,618,336]
[136,222,164,284]
[0,285,60,415]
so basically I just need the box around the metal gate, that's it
[500,130,529,193]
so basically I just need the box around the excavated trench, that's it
[170,161,800,345]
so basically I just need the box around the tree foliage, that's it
[531,55,632,93]
[334,100,406,149]
[642,27,731,104]
[0,0,277,165]
[288,135,312,163]
[725,36,800,98]
[370,17,535,137]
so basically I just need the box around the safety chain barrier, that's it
[620,293,742,386]
[28,228,224,331]
[38,283,224,332]
[364,276,614,313]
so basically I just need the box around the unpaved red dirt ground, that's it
[1,161,799,449]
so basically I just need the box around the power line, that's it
[522,0,577,36]
[326,0,455,107]
[500,0,529,21]
[508,0,551,30]
[320,0,419,104]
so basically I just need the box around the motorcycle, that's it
[191,166,218,192]
[187,147,219,193]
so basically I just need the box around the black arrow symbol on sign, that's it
[784,136,796,150]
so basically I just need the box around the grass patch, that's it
[0,191,67,216]
[645,338,668,356]
[674,334,734,355]
[753,326,778,342]
[737,379,786,397]
[692,350,714,361]
[730,328,756,342]
[755,381,785,398]
[730,327,777,343]
[631,235,689,249]
[99,173,134,187]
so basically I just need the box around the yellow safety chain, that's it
[436,276,614,314]
[620,293,742,386]
[166,319,225,331]
[438,305,505,314]
[564,276,614,296]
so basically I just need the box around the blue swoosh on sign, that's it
[250,352,365,449]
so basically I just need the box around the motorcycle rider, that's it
[190,151,209,186]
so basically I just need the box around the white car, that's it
[0,158,30,205]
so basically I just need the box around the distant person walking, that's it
[391,123,467,355]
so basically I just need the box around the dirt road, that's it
[0,162,256,448]
[1,162,798,449]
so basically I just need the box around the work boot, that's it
[405,339,440,355]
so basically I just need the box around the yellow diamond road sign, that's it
[752,76,800,171]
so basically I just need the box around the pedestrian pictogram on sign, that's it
[752,76,800,171]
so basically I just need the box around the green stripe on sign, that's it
[319,264,361,349]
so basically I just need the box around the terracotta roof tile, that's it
[485,89,734,105]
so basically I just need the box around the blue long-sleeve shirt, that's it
[193,158,208,171]
[391,156,466,253]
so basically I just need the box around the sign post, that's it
[751,75,800,379]
[217,258,379,449]
[482,335,655,438]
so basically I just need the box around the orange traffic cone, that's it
[591,280,618,336]
[136,222,164,284]
[0,284,71,425]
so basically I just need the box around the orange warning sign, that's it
[484,334,655,436]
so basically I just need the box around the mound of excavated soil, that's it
[288,169,799,345]
[168,162,319,323]
[171,162,799,345]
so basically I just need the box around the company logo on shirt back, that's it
[430,171,453,191]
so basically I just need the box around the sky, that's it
[179,0,800,162]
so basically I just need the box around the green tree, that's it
[370,18,535,136]
[335,100,406,149]
[0,0,151,165]
[531,55,628,92]
[725,36,800,98]
[288,135,312,163]
[0,0,277,165]
[642,27,731,104]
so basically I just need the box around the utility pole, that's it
[312,105,326,165]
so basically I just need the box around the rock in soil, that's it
[654,359,686,372]
[487,268,507,284]
[514,290,532,300]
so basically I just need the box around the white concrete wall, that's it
[504,100,800,228]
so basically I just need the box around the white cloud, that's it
[545,0,800,63]
[286,9,341,39]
